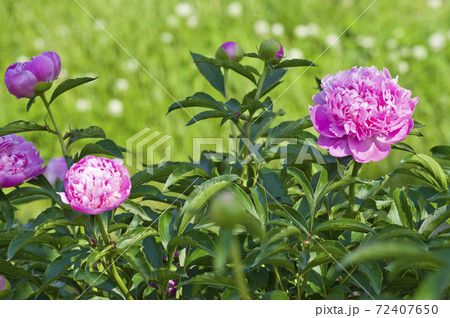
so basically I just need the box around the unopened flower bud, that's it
[89,238,98,247]
[258,39,284,63]
[215,42,244,63]
[210,190,246,228]
[0,275,11,300]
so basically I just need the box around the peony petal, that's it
[318,135,351,157]
[376,118,414,144]
[58,192,70,204]
[309,105,336,137]
[41,52,61,79]
[5,71,37,99]
[24,54,56,82]
[348,136,391,163]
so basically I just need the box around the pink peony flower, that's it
[4,52,61,99]
[309,66,419,163]
[45,157,68,186]
[0,134,46,188]
[58,156,131,215]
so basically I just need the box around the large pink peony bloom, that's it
[58,156,131,215]
[309,66,419,163]
[0,134,46,188]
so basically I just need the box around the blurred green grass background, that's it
[1,0,449,181]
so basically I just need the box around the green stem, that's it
[300,271,310,299]
[224,68,230,100]
[40,94,69,158]
[95,215,133,300]
[347,161,362,218]
[274,265,288,297]
[254,64,269,101]
[230,238,251,300]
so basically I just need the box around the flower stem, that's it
[230,238,251,300]
[95,215,134,300]
[347,161,362,218]
[40,94,69,158]
[254,64,269,101]
[224,68,230,100]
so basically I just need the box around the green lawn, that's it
[1,0,449,180]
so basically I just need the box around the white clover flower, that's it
[287,48,304,59]
[271,23,285,36]
[186,15,198,28]
[294,25,309,38]
[115,78,129,92]
[385,38,398,50]
[428,32,446,52]
[227,2,242,17]
[122,59,139,72]
[325,34,340,47]
[175,2,193,17]
[107,99,124,117]
[427,0,442,8]
[356,36,376,49]
[17,55,28,63]
[167,15,179,26]
[307,23,319,36]
[411,45,428,60]
[161,32,174,44]
[254,20,270,36]
[397,61,410,74]
[76,98,92,113]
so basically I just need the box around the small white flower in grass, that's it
[76,98,92,113]
[17,55,28,63]
[186,15,198,28]
[271,23,285,36]
[294,25,309,38]
[115,78,129,92]
[356,36,375,49]
[394,28,405,38]
[325,34,340,47]
[175,2,193,17]
[385,38,398,50]
[307,23,319,37]
[60,68,69,81]
[108,99,124,117]
[287,48,304,59]
[411,45,428,60]
[58,25,71,36]
[254,20,270,36]
[428,32,446,52]
[427,0,442,8]
[227,2,242,17]
[122,59,139,72]
[94,19,106,31]
[34,38,45,50]
[167,15,179,26]
[397,61,410,74]
[161,32,174,44]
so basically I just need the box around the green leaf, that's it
[143,236,163,270]
[393,189,415,229]
[164,166,209,191]
[414,268,450,300]
[168,92,225,114]
[400,154,447,191]
[190,51,225,97]
[268,116,313,139]
[67,126,106,147]
[260,68,287,97]
[430,145,450,160]
[250,187,268,225]
[76,139,124,160]
[115,227,158,249]
[0,120,47,137]
[358,261,383,295]
[310,240,348,258]
[419,205,450,238]
[0,260,37,284]
[26,97,36,112]
[313,219,375,234]
[121,246,153,281]
[186,110,226,126]
[275,58,316,69]
[391,142,416,154]
[181,272,238,289]
[225,183,259,221]
[178,174,239,234]
[120,200,152,222]
[159,209,174,249]
[41,248,88,286]
[287,168,314,206]
[264,226,304,247]
[49,77,97,104]
[195,56,257,85]
[0,189,14,230]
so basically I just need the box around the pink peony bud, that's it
[215,41,244,62]
[167,280,178,297]
[0,134,46,188]
[45,157,68,186]
[4,51,61,99]
[58,156,131,215]
[309,66,419,163]
[258,39,284,63]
